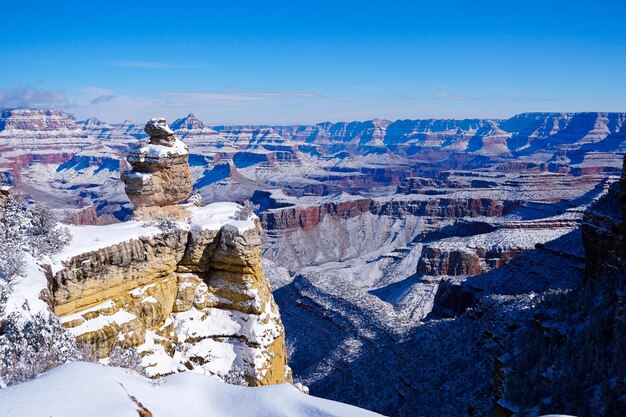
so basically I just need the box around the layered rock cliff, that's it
[417,216,580,276]
[48,203,291,386]
[254,189,517,232]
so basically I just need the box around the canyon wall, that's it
[496,154,626,417]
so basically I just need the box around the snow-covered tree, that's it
[155,217,179,234]
[0,284,8,317]
[108,345,146,376]
[0,312,79,388]
[222,364,249,386]
[233,200,259,221]
[0,198,71,283]
[0,196,29,283]
[26,203,71,257]
[0,195,29,243]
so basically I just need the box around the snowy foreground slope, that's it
[0,362,383,417]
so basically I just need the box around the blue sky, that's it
[1,0,625,124]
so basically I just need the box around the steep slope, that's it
[264,169,611,416]
[496,154,626,417]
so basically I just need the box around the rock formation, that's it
[122,118,192,220]
[417,217,579,276]
[495,153,626,416]
[46,123,291,386]
[48,203,291,386]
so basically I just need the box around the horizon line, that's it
[1,106,625,127]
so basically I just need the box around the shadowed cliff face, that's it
[497,154,626,417]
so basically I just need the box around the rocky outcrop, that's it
[417,217,580,276]
[63,205,118,225]
[417,247,484,276]
[48,204,291,386]
[0,186,10,204]
[122,118,192,219]
[581,158,625,279]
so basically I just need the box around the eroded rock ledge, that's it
[46,203,291,386]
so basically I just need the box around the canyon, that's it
[1,108,624,416]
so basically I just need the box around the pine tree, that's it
[26,203,71,257]
[0,312,79,388]
[108,345,146,376]
[0,196,29,283]
[234,200,259,221]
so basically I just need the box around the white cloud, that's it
[435,91,468,101]
[106,61,215,69]
[0,86,67,108]
[161,91,319,107]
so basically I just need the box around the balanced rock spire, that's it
[122,117,193,219]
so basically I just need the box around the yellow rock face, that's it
[51,211,291,386]
[52,229,188,316]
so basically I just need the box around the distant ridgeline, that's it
[0,109,624,165]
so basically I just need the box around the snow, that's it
[139,329,184,376]
[224,219,256,234]
[122,171,152,182]
[130,138,188,160]
[167,298,283,378]
[427,225,576,253]
[0,362,383,417]
[65,309,137,337]
[42,202,256,277]
[188,202,256,233]
[130,283,157,297]
[48,222,162,274]
[60,300,116,324]
[174,303,280,346]
[2,255,50,319]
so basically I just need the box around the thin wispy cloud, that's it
[107,61,174,69]
[498,96,566,102]
[161,91,320,107]
[107,61,214,69]
[435,91,468,101]
[0,86,67,108]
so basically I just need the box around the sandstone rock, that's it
[49,204,291,386]
[51,228,188,316]
[122,118,193,218]
[417,221,578,276]
[144,117,175,141]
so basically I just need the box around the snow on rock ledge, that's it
[45,203,291,386]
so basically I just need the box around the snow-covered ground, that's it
[0,362,383,417]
